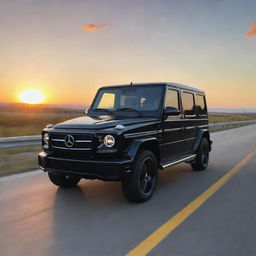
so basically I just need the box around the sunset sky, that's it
[0,0,255,108]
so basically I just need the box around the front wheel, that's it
[48,171,81,188]
[122,150,158,202]
[191,137,210,171]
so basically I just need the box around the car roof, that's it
[100,82,204,94]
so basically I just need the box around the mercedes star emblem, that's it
[64,135,75,147]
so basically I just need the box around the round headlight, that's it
[43,133,49,144]
[103,135,115,148]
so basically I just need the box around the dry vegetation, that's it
[0,106,255,137]
[0,103,84,137]
[0,145,41,175]
[1,104,255,175]
[208,113,255,123]
[0,112,84,137]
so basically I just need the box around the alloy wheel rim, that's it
[202,143,209,166]
[140,157,156,195]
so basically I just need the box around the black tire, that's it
[191,137,210,171]
[48,171,81,188]
[122,150,158,202]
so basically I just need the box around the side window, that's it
[195,94,207,116]
[98,93,115,109]
[182,92,195,116]
[165,89,179,110]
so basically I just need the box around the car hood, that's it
[54,116,158,130]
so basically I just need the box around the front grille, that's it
[50,133,93,151]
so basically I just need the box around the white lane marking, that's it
[0,170,42,182]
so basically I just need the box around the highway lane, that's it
[148,155,256,256]
[0,125,256,256]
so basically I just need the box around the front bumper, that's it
[38,152,132,181]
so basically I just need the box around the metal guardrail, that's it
[0,120,256,149]
[0,136,41,148]
[208,120,256,129]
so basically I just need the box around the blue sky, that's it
[0,0,255,107]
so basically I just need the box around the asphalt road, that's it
[1,125,256,256]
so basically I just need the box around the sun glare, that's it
[19,89,45,104]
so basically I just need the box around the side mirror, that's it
[164,107,180,116]
[85,108,89,115]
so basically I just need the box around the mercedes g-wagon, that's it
[39,82,212,202]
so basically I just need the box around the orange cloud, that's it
[245,23,256,38]
[82,24,107,31]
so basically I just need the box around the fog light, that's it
[43,133,49,144]
[43,144,49,149]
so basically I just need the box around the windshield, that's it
[91,86,163,117]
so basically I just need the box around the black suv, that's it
[39,82,212,202]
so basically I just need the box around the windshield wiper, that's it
[116,108,143,116]
[94,108,114,116]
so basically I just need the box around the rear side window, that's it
[195,94,207,116]
[182,92,195,116]
[165,89,179,110]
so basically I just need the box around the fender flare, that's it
[193,129,212,152]
[127,137,160,163]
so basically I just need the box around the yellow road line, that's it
[126,152,256,256]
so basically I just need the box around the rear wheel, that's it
[48,171,81,188]
[191,137,210,171]
[122,150,158,202]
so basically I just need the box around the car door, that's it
[181,91,197,153]
[160,88,183,160]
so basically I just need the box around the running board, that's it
[160,154,196,169]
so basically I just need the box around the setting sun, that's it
[19,89,45,104]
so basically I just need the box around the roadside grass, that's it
[1,123,256,177]
[208,114,255,123]
[0,112,83,137]
[1,111,255,137]
[0,160,37,176]
[0,111,256,176]
[0,145,41,176]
